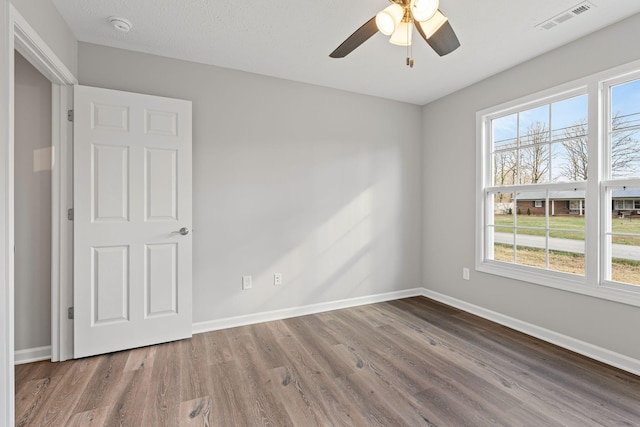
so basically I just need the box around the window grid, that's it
[486,91,588,277]
[601,74,640,292]
[478,65,640,306]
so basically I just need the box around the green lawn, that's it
[494,243,640,284]
[493,214,640,245]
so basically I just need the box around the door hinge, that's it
[67,109,74,122]
[67,307,74,319]
[67,208,73,221]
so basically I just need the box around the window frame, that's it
[476,59,640,308]
[600,71,640,296]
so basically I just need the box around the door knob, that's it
[176,227,189,236]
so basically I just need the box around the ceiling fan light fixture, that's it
[418,10,448,38]
[328,0,460,61]
[376,3,404,36]
[411,0,439,22]
[389,21,413,46]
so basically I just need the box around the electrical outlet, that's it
[462,267,470,281]
[274,273,282,286]
[242,275,252,290]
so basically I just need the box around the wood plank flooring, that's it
[15,297,640,426]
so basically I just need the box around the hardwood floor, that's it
[15,297,640,426]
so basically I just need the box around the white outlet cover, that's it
[242,275,252,289]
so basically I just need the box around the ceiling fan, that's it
[329,0,460,67]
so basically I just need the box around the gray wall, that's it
[13,52,52,351]
[11,0,77,76]
[422,13,640,360]
[78,43,423,322]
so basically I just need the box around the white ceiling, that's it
[52,0,640,105]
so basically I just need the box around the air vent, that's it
[555,13,574,24]
[536,1,595,31]
[572,4,591,15]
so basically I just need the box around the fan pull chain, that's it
[406,22,414,68]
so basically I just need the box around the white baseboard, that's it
[20,288,638,376]
[421,288,640,377]
[192,288,424,335]
[14,346,51,365]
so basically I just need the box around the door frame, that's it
[2,4,76,425]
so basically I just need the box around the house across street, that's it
[496,189,640,217]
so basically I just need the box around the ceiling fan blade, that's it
[330,16,378,58]
[415,11,460,57]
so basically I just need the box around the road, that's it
[494,232,640,261]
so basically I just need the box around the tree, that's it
[558,113,640,181]
[493,148,517,205]
[520,122,549,183]
[611,114,640,176]
[560,119,588,181]
[494,150,517,186]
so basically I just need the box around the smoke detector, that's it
[535,1,595,31]
[109,16,132,33]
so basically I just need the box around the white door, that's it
[73,85,192,358]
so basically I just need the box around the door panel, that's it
[145,148,177,220]
[93,144,129,221]
[92,245,129,324]
[74,85,192,358]
[145,243,178,316]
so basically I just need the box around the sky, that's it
[492,79,640,146]
[492,94,587,149]
[612,78,640,129]
[490,79,640,183]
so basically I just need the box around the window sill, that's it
[477,260,640,308]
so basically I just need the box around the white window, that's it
[603,75,640,293]
[481,91,588,278]
[477,62,640,306]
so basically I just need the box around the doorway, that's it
[4,6,77,424]
[13,50,53,364]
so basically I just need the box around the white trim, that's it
[480,85,589,123]
[475,107,487,273]
[193,288,423,334]
[51,86,61,362]
[193,286,640,377]
[11,7,76,86]
[14,346,51,365]
[3,5,16,427]
[50,85,74,362]
[11,286,640,382]
[477,260,640,307]
[476,58,640,308]
[9,5,75,365]
[421,288,640,377]
[2,6,77,425]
